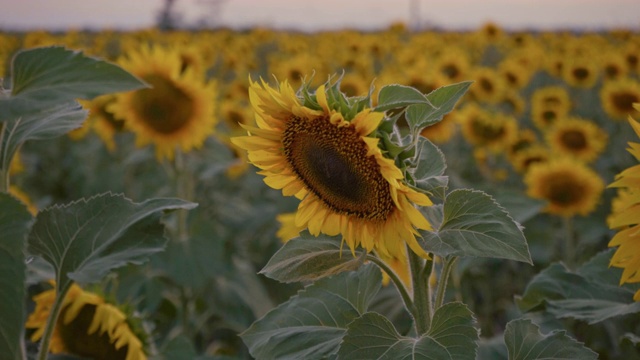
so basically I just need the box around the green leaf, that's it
[0,193,34,360]
[403,81,471,135]
[424,81,472,120]
[374,84,428,112]
[1,101,87,173]
[2,46,145,119]
[27,193,196,291]
[419,189,532,264]
[516,257,640,324]
[338,303,478,360]
[427,302,479,359]
[260,232,367,283]
[410,137,448,199]
[241,264,381,360]
[504,319,598,360]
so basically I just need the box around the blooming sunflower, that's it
[562,58,599,89]
[108,45,218,160]
[608,111,640,301]
[232,79,433,259]
[26,282,146,360]
[545,117,608,163]
[524,158,604,217]
[458,105,518,152]
[600,78,640,121]
[468,67,506,104]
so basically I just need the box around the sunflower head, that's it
[600,78,640,121]
[108,44,218,160]
[26,282,148,360]
[232,77,437,260]
[524,158,604,217]
[608,110,640,301]
[544,116,608,163]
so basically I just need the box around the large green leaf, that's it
[516,254,640,324]
[260,232,366,283]
[419,189,532,264]
[2,46,145,119]
[0,193,34,360]
[241,264,381,360]
[27,193,196,291]
[1,100,87,173]
[504,319,598,360]
[338,302,478,360]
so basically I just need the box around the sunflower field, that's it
[1,23,640,360]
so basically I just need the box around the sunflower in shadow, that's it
[232,78,433,259]
[608,103,640,301]
[544,116,608,164]
[26,282,147,360]
[524,157,604,217]
[108,45,218,160]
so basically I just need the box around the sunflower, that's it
[108,45,218,160]
[600,78,640,121]
[458,105,518,152]
[468,67,506,104]
[562,58,599,89]
[434,48,470,82]
[545,117,608,163]
[232,78,433,259]
[531,86,572,113]
[599,52,629,81]
[26,282,146,360]
[498,59,533,90]
[608,113,640,301]
[524,158,604,217]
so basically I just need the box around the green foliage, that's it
[241,264,382,359]
[338,307,475,360]
[2,46,146,117]
[260,232,367,283]
[28,193,196,289]
[420,189,532,263]
[504,319,598,360]
[0,193,34,360]
[517,250,640,324]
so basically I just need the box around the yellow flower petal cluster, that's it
[608,104,640,301]
[26,283,146,360]
[232,78,433,259]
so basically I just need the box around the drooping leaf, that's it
[260,232,366,283]
[504,318,598,360]
[338,303,478,360]
[516,256,640,324]
[1,100,87,173]
[374,84,429,112]
[419,189,532,264]
[0,193,34,360]
[2,46,145,119]
[27,193,196,291]
[241,264,381,360]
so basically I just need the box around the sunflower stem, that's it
[563,216,576,269]
[173,150,191,243]
[366,254,415,314]
[36,282,72,360]
[434,256,458,311]
[0,121,8,193]
[408,246,432,336]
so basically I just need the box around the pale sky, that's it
[1,0,639,31]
